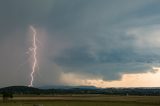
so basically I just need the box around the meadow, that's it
[0,95,160,106]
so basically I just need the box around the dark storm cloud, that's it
[54,47,97,67]
[49,0,160,80]
[1,0,160,87]
[53,46,156,80]
[0,0,54,39]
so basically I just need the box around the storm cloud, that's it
[1,0,160,87]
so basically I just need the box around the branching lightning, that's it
[28,26,38,87]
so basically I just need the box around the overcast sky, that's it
[1,0,160,87]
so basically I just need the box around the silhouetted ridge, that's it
[0,86,42,94]
[0,86,160,96]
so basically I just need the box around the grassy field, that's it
[0,95,160,106]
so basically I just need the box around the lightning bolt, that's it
[28,26,38,87]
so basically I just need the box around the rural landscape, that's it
[1,0,160,106]
[0,86,160,106]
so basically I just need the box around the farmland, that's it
[0,95,160,106]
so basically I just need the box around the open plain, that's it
[0,95,160,106]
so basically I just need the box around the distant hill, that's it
[0,86,160,96]
[0,86,42,94]
[39,85,97,89]
[0,86,39,91]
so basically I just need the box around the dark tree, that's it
[2,92,13,102]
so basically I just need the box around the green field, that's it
[0,95,160,106]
